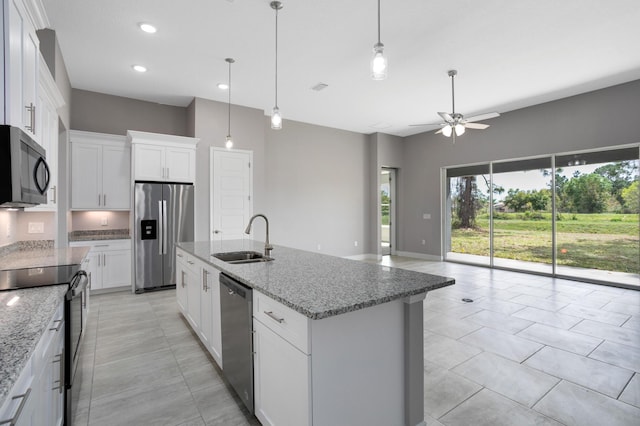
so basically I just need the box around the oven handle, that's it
[67,271,88,300]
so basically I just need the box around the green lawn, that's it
[451,213,639,273]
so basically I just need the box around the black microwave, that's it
[0,125,50,208]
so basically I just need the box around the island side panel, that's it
[310,299,404,426]
[404,293,427,426]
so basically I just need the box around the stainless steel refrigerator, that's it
[134,182,194,292]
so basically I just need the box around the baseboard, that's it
[396,251,442,261]
[342,253,379,261]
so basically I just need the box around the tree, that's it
[594,161,638,205]
[455,176,478,228]
[504,189,550,212]
[621,180,639,213]
[564,173,612,213]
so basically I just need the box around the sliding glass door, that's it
[443,145,639,288]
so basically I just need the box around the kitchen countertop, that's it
[0,246,90,270]
[177,240,455,320]
[0,285,68,408]
[68,229,131,242]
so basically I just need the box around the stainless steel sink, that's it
[212,251,274,264]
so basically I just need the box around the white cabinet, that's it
[70,240,132,291]
[200,264,222,367]
[0,302,64,426]
[1,0,40,138]
[70,131,130,210]
[26,55,65,212]
[128,130,198,183]
[175,249,222,368]
[253,293,311,426]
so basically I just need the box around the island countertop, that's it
[177,240,454,320]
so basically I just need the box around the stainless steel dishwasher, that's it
[219,273,254,413]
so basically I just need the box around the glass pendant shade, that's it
[225,135,233,149]
[442,124,453,137]
[271,106,282,130]
[454,124,466,136]
[371,43,387,80]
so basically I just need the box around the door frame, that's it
[210,147,254,240]
[381,167,397,256]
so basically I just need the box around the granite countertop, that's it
[69,229,131,242]
[177,240,455,320]
[0,285,68,408]
[0,246,90,270]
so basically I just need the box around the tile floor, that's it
[75,257,640,425]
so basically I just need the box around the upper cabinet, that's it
[26,54,65,212]
[128,130,199,183]
[1,0,40,138]
[70,130,131,210]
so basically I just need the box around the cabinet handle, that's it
[202,269,208,291]
[187,260,194,265]
[103,254,106,266]
[177,253,183,258]
[52,352,64,394]
[98,193,101,206]
[95,244,109,248]
[98,254,101,267]
[49,319,64,332]
[0,388,31,425]
[51,185,57,203]
[24,103,35,132]
[103,194,107,206]
[167,167,170,179]
[264,311,285,324]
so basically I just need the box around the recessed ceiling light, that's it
[217,83,229,90]
[139,23,157,34]
[132,65,147,73]
[311,83,328,91]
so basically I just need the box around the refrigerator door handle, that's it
[158,200,164,256]
[162,200,168,255]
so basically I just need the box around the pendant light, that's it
[225,58,235,149]
[270,1,283,130]
[371,0,387,80]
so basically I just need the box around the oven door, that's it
[65,270,88,426]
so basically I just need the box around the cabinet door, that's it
[102,249,132,289]
[21,27,38,137]
[102,145,131,209]
[71,143,102,209]
[85,251,101,290]
[253,320,310,426]
[176,259,188,314]
[185,264,200,331]
[134,144,165,181]
[199,266,212,348]
[208,268,222,367]
[165,147,195,183]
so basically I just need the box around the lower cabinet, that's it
[175,248,223,369]
[0,302,65,426]
[70,240,132,291]
[253,319,310,426]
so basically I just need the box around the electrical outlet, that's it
[423,213,431,220]
[317,244,322,251]
[354,241,358,247]
[6,222,10,238]
[28,222,44,234]
[101,217,108,226]
[421,239,426,245]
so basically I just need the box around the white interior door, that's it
[210,148,253,241]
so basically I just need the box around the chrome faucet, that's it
[245,214,273,257]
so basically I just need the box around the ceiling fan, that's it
[411,70,500,142]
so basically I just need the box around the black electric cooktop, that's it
[0,264,81,291]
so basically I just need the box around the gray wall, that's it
[265,119,370,256]
[402,79,640,257]
[190,97,267,240]
[70,89,189,136]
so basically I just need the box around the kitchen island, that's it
[177,240,454,426]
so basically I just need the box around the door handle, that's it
[202,269,208,291]
[162,200,168,255]
[158,200,163,255]
[51,185,57,203]
[213,230,221,234]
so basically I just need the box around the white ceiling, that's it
[42,0,640,137]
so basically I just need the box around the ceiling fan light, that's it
[442,125,453,137]
[371,43,387,80]
[454,124,466,136]
[271,106,282,129]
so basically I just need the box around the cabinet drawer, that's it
[176,249,198,272]
[253,292,310,354]
[70,239,131,251]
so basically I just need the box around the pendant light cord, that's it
[377,0,381,44]
[275,6,279,108]
[227,60,232,137]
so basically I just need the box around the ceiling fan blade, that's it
[438,112,453,122]
[435,128,443,134]
[409,122,441,127]
[463,112,500,122]
[465,122,490,130]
